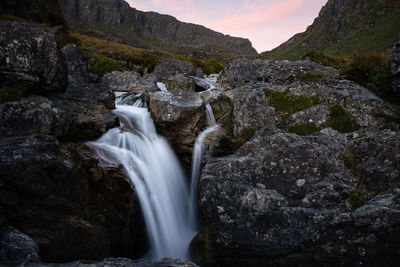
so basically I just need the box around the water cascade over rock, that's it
[88,94,196,259]
[189,103,220,227]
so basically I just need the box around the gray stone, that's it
[217,58,257,90]
[62,44,89,86]
[165,74,195,91]
[391,35,400,96]
[153,58,196,79]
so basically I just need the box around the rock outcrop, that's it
[148,90,206,165]
[194,128,400,266]
[217,58,257,90]
[165,74,196,92]
[154,58,197,80]
[0,20,67,102]
[62,44,90,86]
[57,0,258,60]
[392,36,400,96]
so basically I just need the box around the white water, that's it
[188,103,220,227]
[89,95,196,259]
[157,82,168,91]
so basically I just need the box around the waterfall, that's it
[157,82,168,91]
[188,103,220,227]
[88,94,196,259]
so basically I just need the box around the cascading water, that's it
[88,94,196,259]
[188,103,220,227]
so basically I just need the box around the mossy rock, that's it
[288,122,320,136]
[323,105,361,133]
[301,72,324,82]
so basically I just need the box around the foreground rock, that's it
[0,20,67,102]
[148,90,206,165]
[193,128,400,266]
[62,44,90,86]
[0,135,134,262]
[102,71,161,93]
[392,35,400,96]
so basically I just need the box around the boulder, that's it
[164,74,195,91]
[193,128,400,266]
[199,89,232,122]
[0,20,67,102]
[102,71,141,92]
[0,213,41,265]
[148,90,205,165]
[227,88,276,137]
[0,84,118,141]
[254,59,339,84]
[391,36,400,96]
[153,58,196,79]
[62,44,89,86]
[217,58,256,90]
[0,135,134,262]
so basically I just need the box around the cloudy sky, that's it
[126,0,327,53]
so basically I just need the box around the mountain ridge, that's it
[57,0,258,61]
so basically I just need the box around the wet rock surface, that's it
[0,20,67,100]
[195,128,400,266]
[148,90,206,165]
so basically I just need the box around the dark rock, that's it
[153,58,196,80]
[148,90,205,166]
[0,84,118,141]
[102,71,142,92]
[217,58,257,90]
[227,88,276,137]
[165,74,195,91]
[193,77,211,92]
[194,128,400,266]
[0,135,133,262]
[44,257,199,267]
[199,89,232,122]
[0,20,67,101]
[62,44,89,86]
[254,59,339,84]
[391,36,400,96]
[0,213,41,265]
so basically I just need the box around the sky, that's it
[126,0,328,53]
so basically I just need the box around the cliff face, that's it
[262,0,400,60]
[57,0,258,60]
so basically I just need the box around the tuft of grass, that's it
[348,190,372,209]
[288,122,320,136]
[323,105,361,133]
[340,53,400,104]
[263,88,323,116]
[86,54,123,77]
[203,60,225,75]
[343,149,363,180]
[302,50,346,69]
[301,72,324,82]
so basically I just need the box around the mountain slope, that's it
[261,0,400,60]
[57,0,258,61]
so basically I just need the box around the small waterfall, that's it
[89,95,195,259]
[157,82,168,91]
[188,103,220,227]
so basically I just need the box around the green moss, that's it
[263,88,323,116]
[348,190,371,209]
[88,54,122,77]
[203,60,225,75]
[301,72,324,82]
[0,88,27,104]
[323,105,361,133]
[55,34,80,48]
[343,149,363,179]
[288,122,320,136]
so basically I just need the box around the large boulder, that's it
[102,71,160,93]
[0,84,118,141]
[0,20,67,102]
[391,36,400,96]
[193,128,400,266]
[228,88,276,137]
[0,134,134,262]
[148,90,205,165]
[153,58,196,80]
[165,74,195,91]
[217,58,256,90]
[254,59,339,84]
[61,44,89,87]
[56,257,199,267]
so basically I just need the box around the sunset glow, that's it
[127,0,328,53]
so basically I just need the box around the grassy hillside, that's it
[262,0,400,60]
